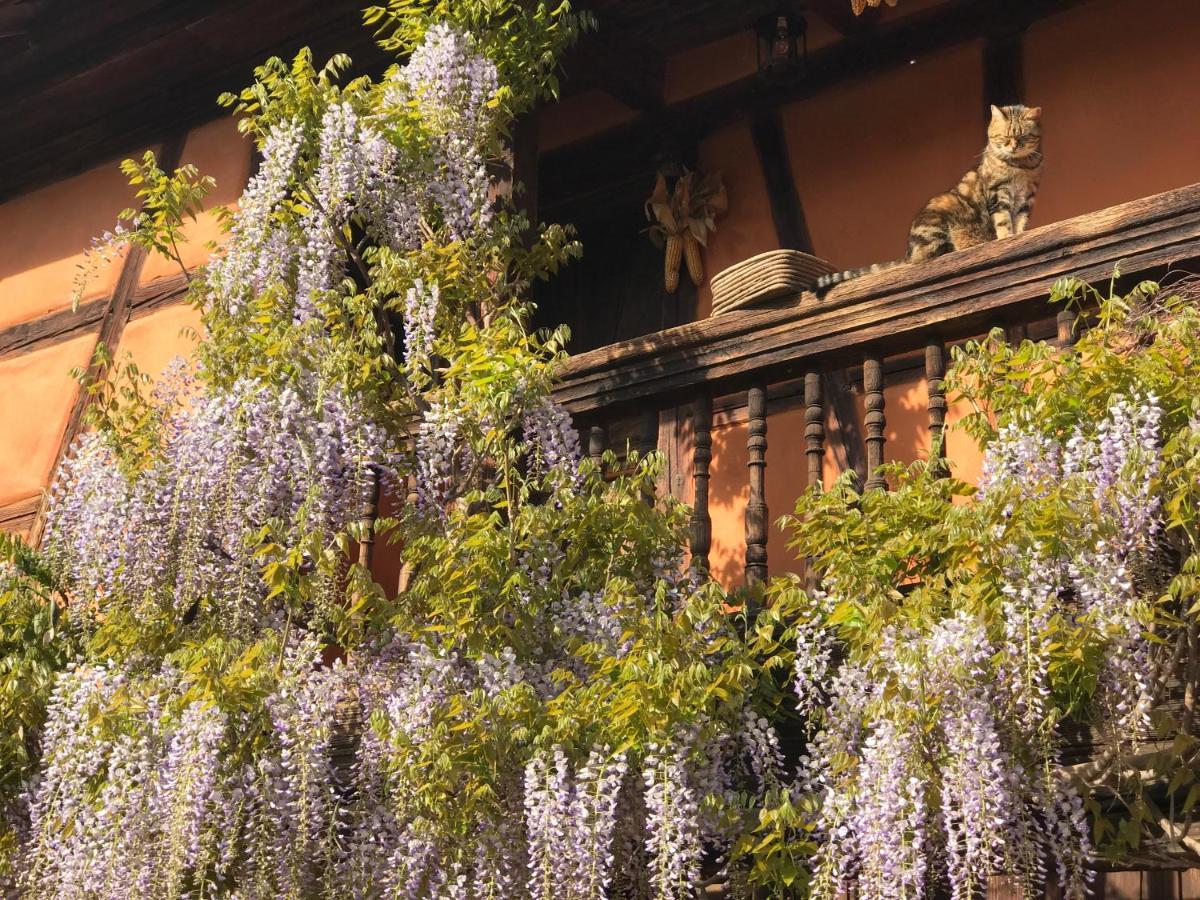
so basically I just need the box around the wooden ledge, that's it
[555,182,1200,414]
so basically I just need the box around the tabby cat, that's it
[815,104,1043,290]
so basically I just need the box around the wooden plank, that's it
[1142,869,1181,899]
[1180,867,1200,900]
[1099,870,1142,900]
[554,182,1200,414]
[0,494,41,535]
[749,106,813,252]
[657,404,688,499]
[0,297,108,359]
[28,135,187,546]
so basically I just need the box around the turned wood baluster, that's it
[804,369,824,491]
[588,423,607,469]
[1057,308,1078,346]
[925,337,948,474]
[640,407,659,457]
[638,407,659,503]
[397,473,419,594]
[691,392,713,574]
[863,354,888,492]
[745,383,769,585]
[357,466,382,568]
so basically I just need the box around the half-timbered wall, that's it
[0,117,250,539]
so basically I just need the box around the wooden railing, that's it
[555,183,1200,586]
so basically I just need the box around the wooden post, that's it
[640,406,659,503]
[691,391,713,575]
[588,423,607,468]
[925,337,947,473]
[1057,309,1077,346]
[397,473,419,595]
[749,107,814,252]
[640,407,659,457]
[745,383,768,585]
[804,369,824,491]
[863,353,887,492]
[357,466,381,569]
[982,26,1025,123]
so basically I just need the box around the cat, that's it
[815,104,1043,290]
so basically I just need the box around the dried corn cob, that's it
[684,233,703,286]
[664,234,682,293]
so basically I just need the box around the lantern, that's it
[755,9,807,78]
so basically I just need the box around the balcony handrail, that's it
[555,182,1200,415]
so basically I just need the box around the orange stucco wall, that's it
[0,335,97,507]
[140,117,252,283]
[117,304,205,383]
[1024,0,1200,225]
[0,149,154,329]
[782,40,985,271]
[694,120,782,318]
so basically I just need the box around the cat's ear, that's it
[1025,106,1042,121]
[990,104,1007,122]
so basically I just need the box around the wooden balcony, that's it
[556,183,1200,584]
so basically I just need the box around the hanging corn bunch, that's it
[851,0,898,14]
[644,168,727,293]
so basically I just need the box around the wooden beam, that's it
[28,134,187,546]
[512,113,539,227]
[553,181,1200,414]
[0,297,109,360]
[0,0,383,203]
[567,36,663,113]
[540,0,1095,212]
[0,494,40,535]
[749,106,813,252]
[982,26,1026,120]
[0,272,188,361]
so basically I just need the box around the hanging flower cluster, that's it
[22,665,228,897]
[206,23,498,328]
[388,22,499,240]
[523,398,583,483]
[43,375,390,633]
[788,390,1169,900]
[984,392,1164,737]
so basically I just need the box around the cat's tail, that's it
[814,259,905,291]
